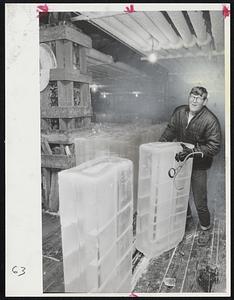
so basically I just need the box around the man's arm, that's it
[159,109,177,142]
[195,118,222,157]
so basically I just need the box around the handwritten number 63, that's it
[12,266,26,277]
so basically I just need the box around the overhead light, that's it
[141,52,158,63]
[90,84,98,92]
[140,36,158,64]
[101,92,111,98]
[132,91,141,97]
[147,52,158,63]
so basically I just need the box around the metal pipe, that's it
[87,48,113,65]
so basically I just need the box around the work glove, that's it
[175,143,194,162]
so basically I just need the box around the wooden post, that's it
[79,47,87,73]
[59,119,67,131]
[40,24,92,212]
[49,171,59,212]
[55,40,65,68]
[41,119,50,131]
[80,83,91,107]
[58,81,74,106]
[67,118,75,130]
[64,40,73,69]
[41,84,51,108]
[42,168,51,210]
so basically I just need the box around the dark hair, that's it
[190,86,208,100]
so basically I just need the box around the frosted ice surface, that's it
[117,167,133,210]
[99,268,117,293]
[138,177,151,197]
[58,174,78,227]
[117,205,132,237]
[85,260,99,291]
[156,182,173,202]
[138,150,153,178]
[117,272,132,293]
[154,219,170,239]
[58,156,134,292]
[156,198,172,223]
[172,177,191,198]
[136,142,193,258]
[95,219,116,258]
[61,223,80,257]
[63,250,80,284]
[136,213,150,233]
[137,195,151,214]
[84,234,98,265]
[117,226,132,261]
[65,273,87,292]
[101,247,117,286]
[95,175,117,229]
[175,196,188,213]
[171,211,187,231]
[116,249,132,285]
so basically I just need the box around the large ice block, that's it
[136,142,193,258]
[58,156,134,292]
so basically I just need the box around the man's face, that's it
[188,93,207,114]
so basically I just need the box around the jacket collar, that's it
[185,105,207,117]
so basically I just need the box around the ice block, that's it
[58,156,134,292]
[136,142,193,258]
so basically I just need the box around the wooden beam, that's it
[40,24,92,48]
[42,134,73,144]
[41,154,76,169]
[41,106,92,118]
[65,25,92,48]
[86,48,113,65]
[71,11,122,22]
[114,62,144,76]
[50,69,92,83]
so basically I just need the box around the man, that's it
[159,86,221,245]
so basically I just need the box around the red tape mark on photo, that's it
[222,5,230,18]
[124,4,136,13]
[37,4,49,18]
[129,292,139,297]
